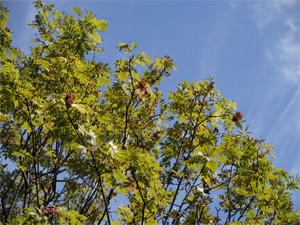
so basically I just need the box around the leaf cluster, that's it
[0,1,299,224]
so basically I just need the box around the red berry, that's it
[213,127,219,133]
[65,93,75,108]
[232,111,242,122]
[138,80,148,92]
[152,131,159,138]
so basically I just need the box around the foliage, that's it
[0,1,299,224]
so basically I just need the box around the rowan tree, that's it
[0,1,299,224]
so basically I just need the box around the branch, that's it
[122,56,135,149]
[163,178,183,225]
[0,196,8,224]
[67,110,111,224]
[237,196,255,221]
[7,179,24,221]
[131,167,146,225]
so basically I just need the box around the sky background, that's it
[4,0,300,211]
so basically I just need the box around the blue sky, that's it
[4,0,300,210]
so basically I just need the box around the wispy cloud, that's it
[252,0,299,83]
[250,1,300,209]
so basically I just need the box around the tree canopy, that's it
[0,1,299,224]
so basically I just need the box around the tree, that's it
[0,1,299,224]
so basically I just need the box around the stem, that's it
[1,196,8,224]
[237,197,255,221]
[7,179,24,221]
[131,168,146,225]
[67,110,111,224]
[122,56,135,149]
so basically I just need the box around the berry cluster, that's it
[213,127,219,134]
[164,55,173,62]
[42,207,58,222]
[65,93,75,109]
[209,82,215,89]
[232,111,242,122]
[138,80,148,92]
[40,3,52,10]
[152,131,159,139]
[152,100,158,115]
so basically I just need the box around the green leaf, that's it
[22,121,32,132]
[72,6,82,16]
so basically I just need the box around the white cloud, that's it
[268,88,299,137]
[252,0,300,83]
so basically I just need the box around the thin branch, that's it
[131,167,146,225]
[67,109,111,225]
